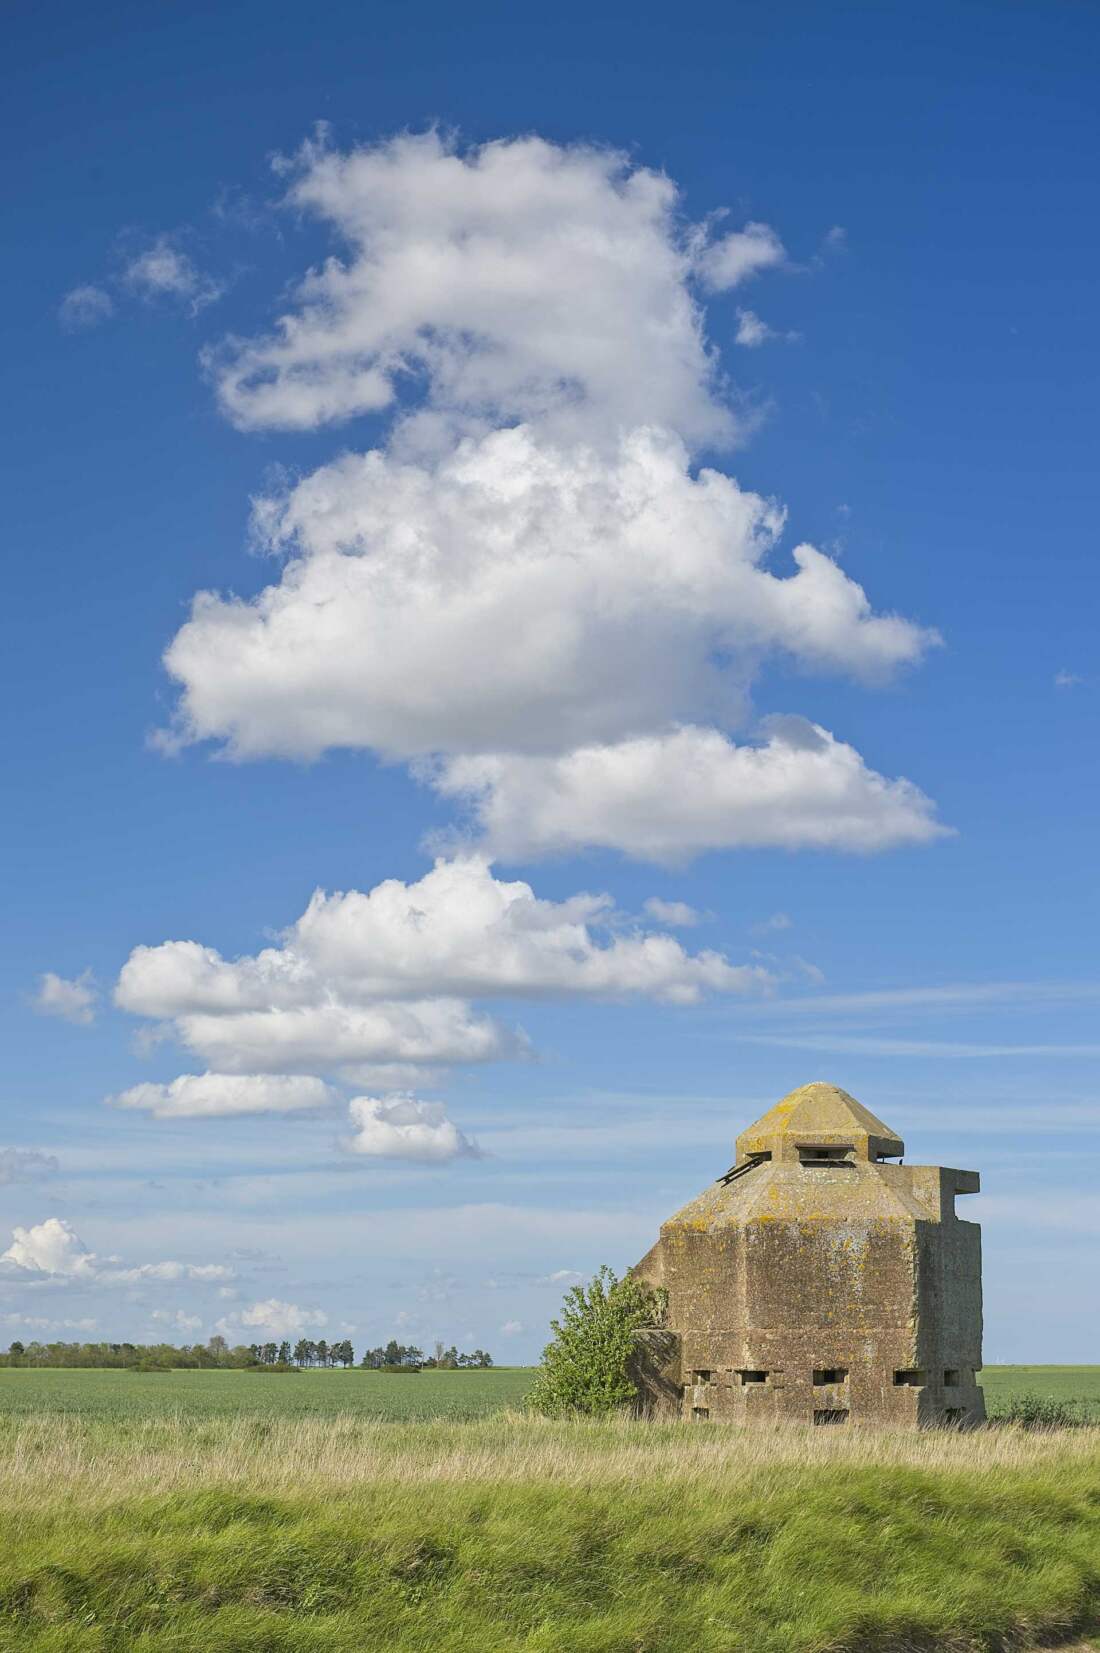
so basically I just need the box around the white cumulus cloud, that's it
[32,970,97,1026]
[151,129,941,867]
[0,1217,233,1287]
[435,722,948,863]
[109,1072,335,1118]
[235,1299,328,1337]
[698,221,786,291]
[344,1094,481,1162]
[161,428,930,765]
[207,129,744,445]
[113,857,767,1096]
[273,858,759,1003]
[177,1001,507,1080]
[1,1218,97,1279]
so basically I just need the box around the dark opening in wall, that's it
[693,1370,712,1384]
[717,1150,772,1186]
[813,1409,849,1425]
[813,1368,848,1385]
[944,1369,960,1386]
[692,1406,709,1421]
[894,1369,926,1386]
[737,1369,768,1384]
[798,1145,855,1167]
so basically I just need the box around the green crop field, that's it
[0,1365,534,1422]
[979,1366,1100,1419]
[1,1364,1098,1424]
[1,1369,1099,1650]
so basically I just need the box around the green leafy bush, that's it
[529,1265,666,1417]
[988,1391,1088,1429]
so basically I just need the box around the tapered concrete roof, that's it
[735,1081,905,1163]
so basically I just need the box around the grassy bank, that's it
[2,1412,1099,1651]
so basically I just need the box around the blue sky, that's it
[2,0,1097,1362]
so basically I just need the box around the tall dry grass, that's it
[2,1412,1099,1649]
[2,1408,1098,1508]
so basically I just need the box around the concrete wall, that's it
[631,1100,984,1427]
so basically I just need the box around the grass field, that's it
[1,1369,1099,1650]
[0,1365,534,1421]
[1,1363,1098,1423]
[980,1367,1100,1420]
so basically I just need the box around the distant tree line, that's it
[251,1339,357,1367]
[0,1333,494,1371]
[0,1335,250,1370]
[427,1341,494,1369]
[360,1340,424,1368]
[358,1340,493,1369]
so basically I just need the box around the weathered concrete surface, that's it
[627,1328,682,1417]
[632,1082,985,1427]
